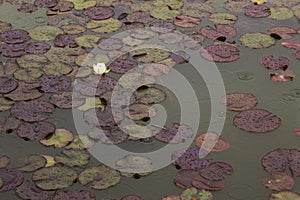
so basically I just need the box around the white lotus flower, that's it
[93,63,110,75]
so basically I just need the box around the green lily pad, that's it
[13,68,44,81]
[181,188,213,200]
[61,23,86,34]
[43,62,73,75]
[121,124,153,139]
[42,155,56,167]
[87,18,122,33]
[17,54,48,68]
[269,7,294,20]
[75,34,101,48]
[0,96,13,111]
[182,3,215,18]
[0,62,19,77]
[125,103,157,121]
[153,0,183,10]
[116,155,153,176]
[0,155,10,168]
[77,97,105,111]
[66,0,96,10]
[122,36,144,47]
[135,86,166,104]
[55,149,90,167]
[65,135,94,150]
[150,6,180,20]
[292,5,300,18]
[40,128,74,148]
[131,1,154,12]
[118,72,155,89]
[130,47,170,62]
[240,33,275,48]
[33,166,77,190]
[29,25,64,41]
[269,191,300,200]
[45,46,85,64]
[14,154,46,172]
[208,12,238,24]
[78,165,121,190]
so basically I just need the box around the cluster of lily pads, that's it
[0,0,299,199]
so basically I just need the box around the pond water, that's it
[0,0,299,200]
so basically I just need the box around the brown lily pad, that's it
[269,191,300,200]
[4,81,43,101]
[200,25,237,40]
[14,154,46,172]
[0,77,18,94]
[16,121,55,141]
[55,149,90,167]
[16,180,55,200]
[262,172,295,191]
[109,58,138,74]
[201,45,240,62]
[269,69,296,82]
[244,4,271,18]
[221,93,258,111]
[40,128,74,148]
[260,55,290,70]
[155,123,194,143]
[281,40,300,49]
[195,132,230,152]
[174,15,201,28]
[0,116,21,134]
[88,126,128,144]
[268,26,297,40]
[0,168,24,192]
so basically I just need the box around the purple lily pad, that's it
[16,121,56,141]
[18,3,38,13]
[244,4,271,18]
[83,106,124,127]
[0,77,18,94]
[1,29,30,44]
[0,116,21,134]
[11,99,55,122]
[170,51,190,65]
[127,11,154,23]
[25,42,51,54]
[262,148,300,177]
[201,45,240,62]
[171,147,212,170]
[50,1,74,12]
[98,38,123,50]
[4,81,43,101]
[53,190,96,200]
[54,34,78,48]
[74,75,117,97]
[260,55,290,70]
[83,6,114,20]
[200,25,237,40]
[233,109,281,133]
[50,91,85,109]
[16,180,55,200]
[201,162,233,181]
[0,168,24,192]
[1,43,26,57]
[88,126,128,144]
[149,21,175,33]
[155,123,194,143]
[34,0,57,8]
[109,59,138,74]
[38,75,71,93]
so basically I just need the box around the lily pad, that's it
[0,20,12,34]
[150,6,179,20]
[269,191,300,200]
[98,38,123,50]
[88,126,128,144]
[65,135,94,150]
[127,11,154,24]
[42,155,56,167]
[109,59,137,74]
[240,33,275,49]
[182,3,215,18]
[0,168,24,192]
[43,62,73,76]
[17,54,48,69]
[118,72,155,89]
[0,116,21,134]
[16,121,55,141]
[0,62,19,77]
[174,15,201,28]
[54,34,78,48]
[45,46,85,64]
[40,128,74,148]
[262,172,295,191]
[0,77,18,94]
[260,55,290,70]
[38,74,71,93]
[16,180,55,200]
[269,0,299,7]
[53,190,96,200]
[0,155,10,168]
[65,0,96,10]
[116,155,152,175]
[244,4,271,18]
[269,7,294,20]
[1,43,26,58]
[1,29,30,44]
[61,23,86,34]
[25,42,51,54]
[122,36,144,47]
[11,99,55,122]
[155,123,194,143]
[77,97,105,111]
[34,0,58,8]
[55,149,90,167]
[195,132,230,152]
[4,81,43,101]
[124,103,156,121]
[121,124,153,140]
[201,45,240,62]
[142,63,170,77]
[134,86,166,104]
[87,18,122,33]
[0,96,13,111]
[29,25,64,41]
[75,34,101,48]
[83,6,114,20]
[269,69,296,82]
[268,26,297,39]
[224,0,250,13]
[221,93,258,111]
[32,166,77,190]
[181,188,213,200]
[130,47,170,63]
[233,109,281,133]
[78,165,121,190]
[282,40,300,49]
[14,154,46,172]
[200,25,237,40]
[149,21,175,33]
[208,12,238,24]
[159,32,183,44]
[13,68,44,81]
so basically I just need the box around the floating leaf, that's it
[75,34,101,48]
[181,188,213,200]
[16,180,55,200]
[0,62,19,77]
[125,103,157,121]
[150,6,180,20]
[108,59,137,74]
[0,116,21,134]
[34,0,58,8]
[53,190,96,200]
[268,26,297,39]
[50,1,74,12]
[155,123,194,143]
[13,68,44,81]
[282,40,300,49]
[116,155,152,176]
[40,128,74,148]
[224,0,250,13]
[0,29,30,44]
[208,12,237,24]
[221,93,258,111]
[118,72,155,89]
[29,25,64,41]
[0,155,10,168]
[120,195,143,200]
[78,165,121,190]
[293,128,300,136]
[17,54,48,69]
[66,0,96,10]
[0,20,12,34]
[32,166,77,190]
[195,132,230,152]
[0,77,18,95]
[1,43,26,58]
[4,81,43,101]
[159,32,184,44]
[77,97,105,111]
[244,4,271,18]
[135,86,166,104]
[65,135,94,149]
[54,33,79,48]
[269,7,294,20]
[269,0,299,7]
[61,23,86,34]
[260,55,290,70]
[43,62,73,76]
[174,15,201,28]
[269,191,300,200]
[87,18,122,33]
[262,172,295,191]
[42,155,56,167]
[11,100,55,122]
[200,25,236,40]
[240,33,275,49]
[0,168,24,192]
[130,47,170,63]
[127,11,154,24]
[17,121,55,141]
[55,149,90,167]
[201,45,240,62]
[182,3,215,18]
[25,41,51,54]
[269,69,296,82]
[142,63,170,77]
[149,21,175,33]
[38,75,71,93]
[98,38,123,50]
[88,126,128,144]
[121,124,153,140]
[14,154,46,172]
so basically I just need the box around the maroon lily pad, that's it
[0,77,18,94]
[1,43,26,57]
[109,59,138,74]
[200,25,237,40]
[83,106,124,127]
[34,0,57,8]
[38,75,71,93]
[281,40,300,49]
[260,55,290,70]
[233,109,281,133]
[16,121,55,141]
[201,45,240,62]
[221,93,258,111]
[1,29,30,44]
[171,147,212,170]
[17,3,38,13]
[121,195,143,200]
[88,126,128,144]
[25,42,51,54]
[53,190,96,200]
[0,168,24,192]
[262,172,295,191]
[262,148,300,177]
[83,6,114,20]
[16,179,55,200]
[244,4,271,18]
[268,27,297,40]
[149,21,175,33]
[50,1,74,12]
[54,34,79,48]
[127,11,154,23]
[11,99,55,122]
[155,123,194,143]
[50,91,85,109]
[74,75,117,97]
[0,116,21,134]
[4,81,43,101]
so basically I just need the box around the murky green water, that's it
[0,1,300,200]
